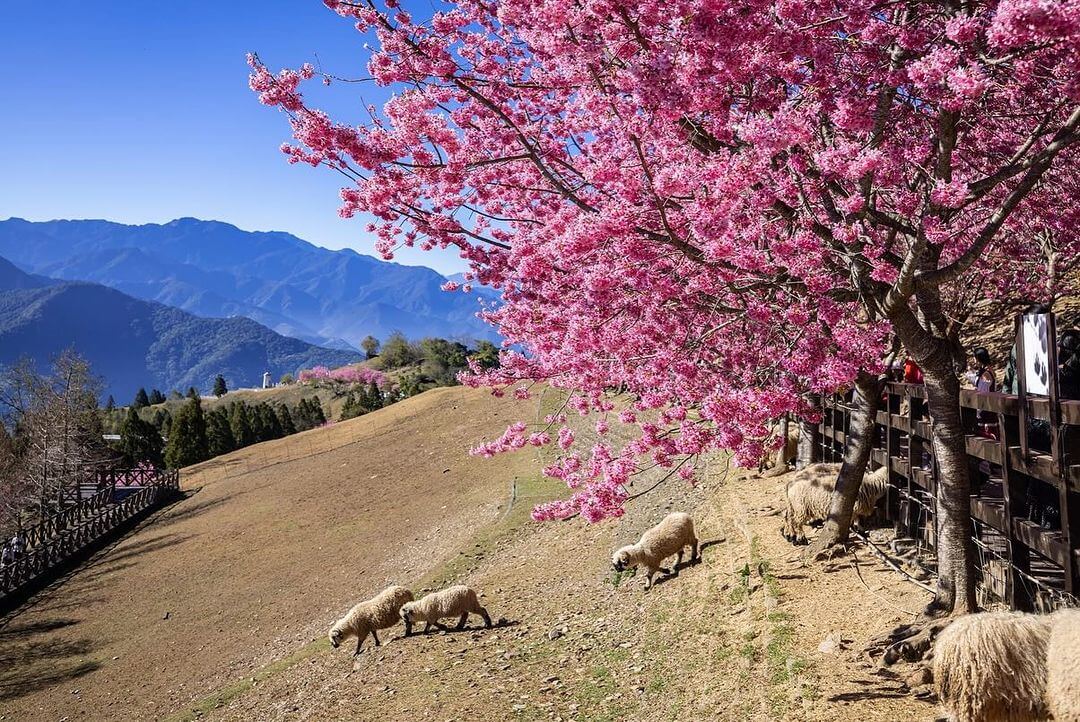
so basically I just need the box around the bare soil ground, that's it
[1,387,940,721]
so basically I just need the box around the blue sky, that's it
[0,0,467,275]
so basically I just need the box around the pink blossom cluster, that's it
[297,364,386,387]
[253,0,1080,522]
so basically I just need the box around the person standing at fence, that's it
[1,541,12,568]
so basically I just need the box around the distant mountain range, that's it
[0,217,498,351]
[0,256,361,400]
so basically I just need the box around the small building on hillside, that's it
[262,371,272,389]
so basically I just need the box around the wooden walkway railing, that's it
[0,469,180,604]
[817,383,1080,611]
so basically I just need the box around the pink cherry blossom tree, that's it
[252,0,1080,614]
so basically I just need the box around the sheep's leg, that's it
[423,622,433,634]
[644,569,655,590]
[674,550,683,574]
[403,619,413,637]
[455,612,468,630]
[691,537,700,562]
[354,633,365,656]
[371,629,381,647]
[476,607,492,629]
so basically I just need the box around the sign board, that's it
[1021,313,1051,397]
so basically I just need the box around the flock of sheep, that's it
[328,512,699,655]
[328,462,1079,722]
[778,460,1080,722]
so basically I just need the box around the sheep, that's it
[328,584,414,656]
[757,421,801,475]
[1046,609,1080,722]
[780,462,889,545]
[611,512,699,590]
[933,610,1053,722]
[400,584,492,635]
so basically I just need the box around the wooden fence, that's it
[0,469,180,605]
[817,382,1079,611]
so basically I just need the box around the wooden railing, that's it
[0,469,180,603]
[817,383,1080,611]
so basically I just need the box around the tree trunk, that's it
[796,394,821,469]
[811,372,883,552]
[922,366,978,615]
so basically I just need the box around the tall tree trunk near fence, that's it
[809,372,883,554]
[923,367,978,615]
[796,394,821,469]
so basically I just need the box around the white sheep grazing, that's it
[1046,609,1080,722]
[328,584,414,656]
[757,422,800,475]
[611,512,699,590]
[400,584,492,636]
[933,610,1052,722]
[781,463,889,545]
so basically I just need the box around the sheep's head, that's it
[611,546,635,572]
[399,602,416,624]
[328,625,344,649]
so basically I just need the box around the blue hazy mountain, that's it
[0,256,362,400]
[0,217,497,351]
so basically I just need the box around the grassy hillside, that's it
[1,386,938,721]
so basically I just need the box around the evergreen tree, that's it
[133,387,150,409]
[361,335,380,360]
[164,397,209,468]
[365,381,384,411]
[310,398,327,426]
[186,386,200,400]
[340,392,364,421]
[470,340,500,370]
[168,389,182,400]
[256,404,283,441]
[160,410,173,439]
[277,404,297,435]
[229,402,256,447]
[207,408,235,457]
[105,395,116,413]
[212,375,228,398]
[119,407,164,467]
[148,389,166,405]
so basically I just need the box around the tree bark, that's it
[810,372,883,553]
[922,366,978,615]
[796,394,821,469]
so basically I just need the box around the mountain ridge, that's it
[0,217,497,350]
[0,255,362,400]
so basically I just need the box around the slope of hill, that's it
[0,386,933,721]
[0,217,498,349]
[0,259,361,399]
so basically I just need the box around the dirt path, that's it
[0,387,538,721]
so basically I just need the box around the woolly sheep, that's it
[400,584,492,635]
[1047,609,1080,722]
[611,512,699,590]
[328,584,414,656]
[758,422,800,475]
[933,610,1053,722]
[781,463,888,545]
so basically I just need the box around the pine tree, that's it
[148,389,166,405]
[229,402,256,447]
[133,387,150,409]
[277,404,297,435]
[119,407,164,467]
[164,397,209,468]
[256,404,283,441]
[186,386,200,400]
[207,408,235,457]
[340,392,363,421]
[310,398,327,426]
[105,395,116,413]
[212,375,228,398]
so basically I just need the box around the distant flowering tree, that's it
[298,364,386,387]
[252,0,1080,613]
